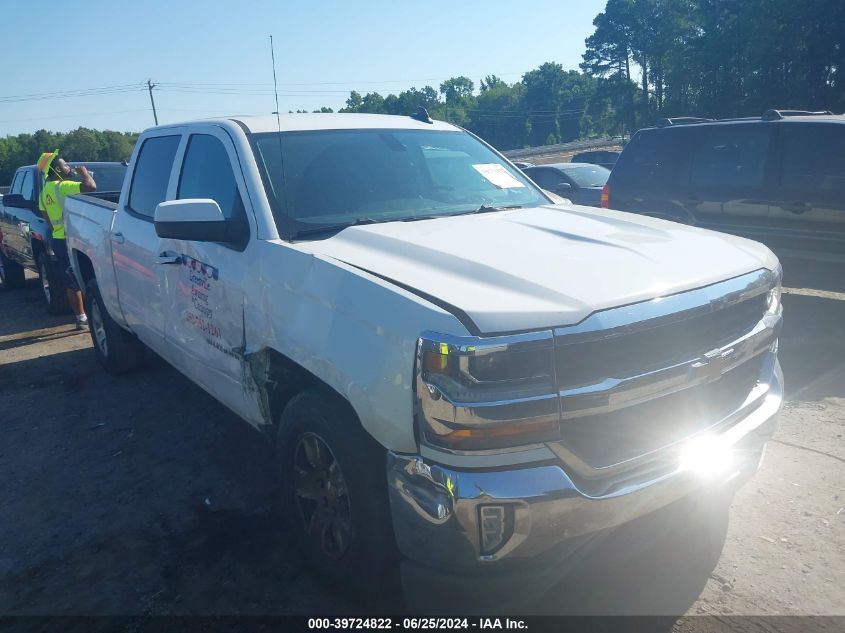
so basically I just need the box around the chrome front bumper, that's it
[387,359,782,573]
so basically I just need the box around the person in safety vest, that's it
[37,150,97,330]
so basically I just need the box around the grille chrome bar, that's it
[558,313,780,420]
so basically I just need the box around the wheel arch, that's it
[73,249,96,289]
[246,347,367,444]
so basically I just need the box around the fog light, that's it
[679,435,734,478]
[478,505,513,555]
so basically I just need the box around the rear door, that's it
[768,122,845,258]
[157,126,255,420]
[687,123,775,235]
[112,133,183,349]
[8,169,40,262]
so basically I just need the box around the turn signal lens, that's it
[601,184,610,208]
[423,343,450,373]
[424,418,558,451]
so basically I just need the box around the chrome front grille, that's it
[559,355,765,469]
[552,268,781,472]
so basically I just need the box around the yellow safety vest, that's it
[39,179,81,240]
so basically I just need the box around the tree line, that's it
[3,0,842,185]
[337,0,844,146]
[581,0,845,130]
[0,128,137,187]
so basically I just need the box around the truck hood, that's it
[302,204,779,334]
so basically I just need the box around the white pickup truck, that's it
[65,112,783,605]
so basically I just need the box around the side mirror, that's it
[2,194,37,211]
[154,199,237,242]
[554,182,573,194]
[543,190,570,204]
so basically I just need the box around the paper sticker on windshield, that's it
[472,163,526,189]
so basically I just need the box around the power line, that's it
[0,83,146,103]
[0,108,151,125]
[154,71,527,88]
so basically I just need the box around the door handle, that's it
[780,202,809,214]
[111,232,125,244]
[155,252,182,265]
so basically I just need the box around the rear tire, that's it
[36,252,70,314]
[84,277,145,374]
[276,390,397,586]
[0,250,26,290]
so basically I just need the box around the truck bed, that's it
[64,192,121,312]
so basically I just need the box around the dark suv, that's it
[603,110,845,261]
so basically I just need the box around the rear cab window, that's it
[127,135,181,218]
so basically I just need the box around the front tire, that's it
[277,390,397,585]
[84,277,144,374]
[0,250,26,290]
[36,252,70,314]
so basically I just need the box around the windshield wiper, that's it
[453,204,525,216]
[292,217,379,239]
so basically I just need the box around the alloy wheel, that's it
[39,260,51,305]
[293,432,352,559]
[90,299,108,357]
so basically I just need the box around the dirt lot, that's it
[0,259,843,621]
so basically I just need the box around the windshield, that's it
[252,129,548,239]
[68,164,127,192]
[561,165,610,188]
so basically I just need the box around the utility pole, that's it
[147,79,158,125]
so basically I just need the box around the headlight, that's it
[416,331,559,451]
[767,285,781,314]
[767,265,783,315]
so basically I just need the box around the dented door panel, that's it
[239,240,467,451]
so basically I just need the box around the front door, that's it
[157,127,259,422]
[767,123,845,258]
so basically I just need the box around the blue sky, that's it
[1,0,606,136]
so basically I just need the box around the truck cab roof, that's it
[150,113,461,135]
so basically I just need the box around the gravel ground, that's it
[0,259,843,621]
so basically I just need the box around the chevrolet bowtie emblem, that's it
[691,347,735,381]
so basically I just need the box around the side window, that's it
[527,169,564,190]
[178,134,245,221]
[690,126,770,189]
[19,170,35,202]
[128,135,181,218]
[10,171,23,195]
[780,124,845,195]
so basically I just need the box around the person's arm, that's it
[76,166,96,193]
